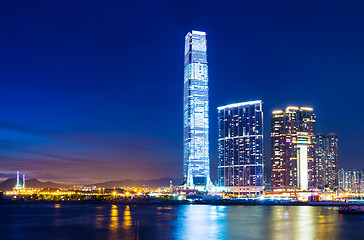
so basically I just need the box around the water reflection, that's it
[226,206,266,239]
[1,204,364,240]
[123,205,132,228]
[266,206,339,240]
[268,206,291,240]
[108,205,119,240]
[294,206,314,240]
[95,205,104,229]
[315,207,339,239]
[175,205,227,240]
[122,205,136,239]
[53,203,61,227]
[174,205,341,240]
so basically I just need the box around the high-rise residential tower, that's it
[183,30,210,188]
[338,169,361,192]
[315,133,339,189]
[271,107,316,190]
[218,101,264,196]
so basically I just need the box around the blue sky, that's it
[1,0,363,183]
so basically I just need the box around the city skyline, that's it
[1,1,364,184]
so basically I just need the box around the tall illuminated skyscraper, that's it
[271,107,316,190]
[183,30,210,188]
[218,101,264,196]
[316,133,339,189]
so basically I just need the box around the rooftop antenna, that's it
[16,171,20,189]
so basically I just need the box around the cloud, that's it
[0,121,59,140]
[17,149,97,163]
[0,121,182,183]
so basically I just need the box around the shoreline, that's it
[1,199,363,207]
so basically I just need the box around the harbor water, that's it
[0,204,363,240]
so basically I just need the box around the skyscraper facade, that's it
[338,169,361,192]
[218,101,264,195]
[183,30,210,188]
[315,133,339,189]
[352,170,361,192]
[338,169,345,190]
[271,107,316,190]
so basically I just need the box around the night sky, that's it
[1,1,363,184]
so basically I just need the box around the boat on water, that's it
[338,205,364,214]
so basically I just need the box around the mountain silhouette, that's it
[0,178,68,191]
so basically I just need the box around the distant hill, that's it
[0,178,68,191]
[0,177,182,191]
[91,178,182,188]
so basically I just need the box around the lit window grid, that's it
[270,107,316,190]
[183,31,210,187]
[217,102,264,187]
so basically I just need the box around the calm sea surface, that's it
[0,204,363,240]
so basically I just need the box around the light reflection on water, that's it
[109,205,119,230]
[266,206,340,240]
[122,205,136,239]
[294,206,314,240]
[95,205,104,229]
[0,204,363,240]
[123,205,132,228]
[108,205,119,240]
[174,205,227,240]
[53,203,61,227]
